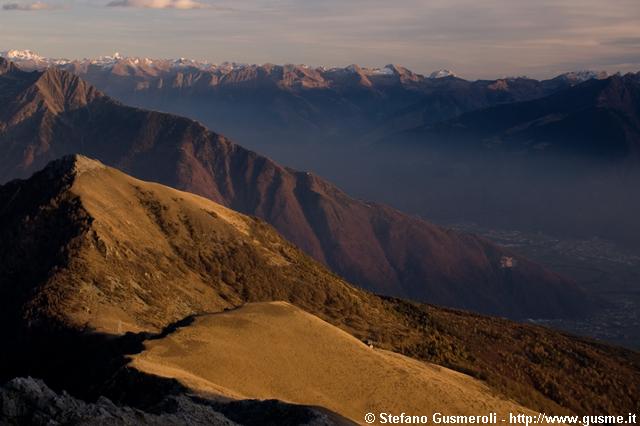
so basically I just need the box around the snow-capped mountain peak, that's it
[370,65,396,76]
[560,70,608,83]
[0,49,70,68]
[89,52,126,67]
[429,69,456,79]
[1,49,44,61]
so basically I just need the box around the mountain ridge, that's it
[0,61,591,319]
[0,49,613,87]
[0,155,638,418]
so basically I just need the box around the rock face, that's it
[0,377,351,426]
[0,58,589,318]
[0,377,236,426]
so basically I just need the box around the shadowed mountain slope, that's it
[0,376,355,426]
[0,156,638,417]
[397,73,640,160]
[0,377,239,426]
[0,58,588,319]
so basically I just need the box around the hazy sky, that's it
[1,0,639,79]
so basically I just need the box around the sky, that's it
[1,0,639,79]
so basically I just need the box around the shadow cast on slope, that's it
[0,316,356,426]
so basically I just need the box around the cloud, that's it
[106,0,209,9]
[604,37,640,48]
[2,1,55,10]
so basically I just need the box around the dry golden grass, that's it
[132,301,535,424]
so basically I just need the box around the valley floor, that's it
[452,224,640,349]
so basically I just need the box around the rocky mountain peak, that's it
[41,155,106,181]
[32,67,102,113]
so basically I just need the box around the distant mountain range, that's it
[4,49,633,172]
[0,49,431,84]
[0,49,613,151]
[3,49,627,156]
[396,72,640,160]
[0,56,590,319]
[0,49,610,85]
